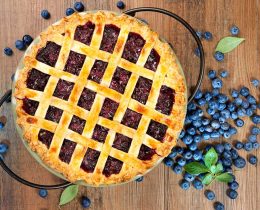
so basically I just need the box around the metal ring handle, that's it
[0,90,71,189]
[124,7,205,103]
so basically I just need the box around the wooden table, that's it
[0,0,259,209]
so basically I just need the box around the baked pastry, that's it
[14,11,187,186]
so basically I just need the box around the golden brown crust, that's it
[14,11,187,186]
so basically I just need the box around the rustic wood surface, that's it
[0,0,259,209]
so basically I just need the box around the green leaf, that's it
[59,185,79,206]
[204,148,218,169]
[184,162,209,175]
[215,37,245,53]
[215,163,224,174]
[210,165,217,174]
[202,173,214,185]
[216,173,234,183]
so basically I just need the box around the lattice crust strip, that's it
[14,11,187,185]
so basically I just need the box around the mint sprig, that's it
[184,147,233,186]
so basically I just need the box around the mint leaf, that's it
[204,148,218,169]
[215,163,224,174]
[184,162,209,175]
[202,173,214,185]
[215,37,245,53]
[59,185,79,206]
[216,173,234,183]
[210,165,217,174]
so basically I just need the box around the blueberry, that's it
[182,134,193,145]
[202,118,210,125]
[81,196,91,208]
[193,135,202,143]
[223,131,231,139]
[229,127,237,135]
[187,127,196,135]
[234,97,243,106]
[168,149,177,158]
[211,120,220,129]
[212,78,223,89]
[241,100,250,109]
[214,51,224,62]
[220,70,228,78]
[218,93,229,103]
[251,79,259,87]
[187,102,197,110]
[247,95,256,105]
[217,103,226,111]
[176,146,184,154]
[204,31,213,40]
[0,122,5,130]
[204,190,215,200]
[179,130,185,139]
[38,189,48,198]
[221,122,230,130]
[74,2,85,12]
[183,150,193,160]
[196,31,203,39]
[228,181,239,190]
[194,47,200,57]
[194,89,203,99]
[214,202,225,210]
[222,158,232,167]
[211,131,220,138]
[213,112,221,120]
[0,143,8,153]
[244,142,253,151]
[251,126,260,135]
[116,1,125,9]
[193,150,203,161]
[231,112,238,119]
[41,9,50,19]
[212,88,220,96]
[253,142,259,149]
[179,179,190,190]
[197,98,206,106]
[235,118,244,127]
[248,135,257,143]
[230,149,238,159]
[192,119,202,128]
[198,126,205,133]
[207,108,216,115]
[164,157,174,167]
[205,126,213,133]
[230,25,240,35]
[22,35,33,45]
[224,142,232,151]
[66,8,75,16]
[218,128,225,135]
[248,155,257,165]
[240,86,249,96]
[176,157,186,167]
[4,47,13,56]
[246,108,254,116]
[208,70,217,79]
[15,40,25,50]
[231,89,239,98]
[202,132,211,140]
[215,144,224,154]
[208,100,218,109]
[237,108,246,117]
[204,91,213,101]
[192,179,203,190]
[135,176,144,182]
[227,189,238,199]
[252,114,260,124]
[233,156,246,168]
[172,164,182,174]
[223,151,232,159]
[184,172,195,182]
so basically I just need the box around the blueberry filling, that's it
[64,51,86,76]
[131,76,152,104]
[102,156,123,177]
[45,106,63,123]
[109,67,131,94]
[146,120,168,142]
[122,32,146,63]
[22,98,39,115]
[53,79,74,100]
[59,139,77,164]
[26,68,50,91]
[112,133,132,153]
[74,21,95,46]
[99,98,119,120]
[38,129,54,148]
[92,124,109,143]
[144,49,160,72]
[88,60,108,84]
[138,144,156,160]
[68,115,86,134]
[121,108,142,129]
[155,85,175,115]
[80,148,100,173]
[100,24,120,53]
[77,88,96,111]
[36,41,61,67]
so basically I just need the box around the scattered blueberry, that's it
[220,70,228,78]
[252,115,260,124]
[226,189,238,199]
[172,164,182,174]
[41,10,50,19]
[66,8,75,16]
[116,1,125,9]
[231,89,239,98]
[240,86,249,97]
[184,172,195,182]
[230,25,240,35]
[176,157,186,167]
[234,141,244,150]
[251,79,259,87]
[248,155,257,165]
[233,156,246,168]
[196,31,203,39]
[253,142,259,149]
[22,35,33,46]
[251,126,260,135]
[15,40,25,50]
[235,118,244,127]
[192,179,203,190]
[81,196,91,208]
[228,181,239,190]
[74,2,85,12]
[205,190,215,200]
[38,189,48,198]
[214,51,224,62]
[180,180,190,190]
[0,143,8,153]
[248,135,257,143]
[208,70,217,79]
[212,78,223,89]
[214,202,225,210]
[164,157,174,167]
[204,31,213,40]
[4,47,13,56]
[244,142,253,152]
[135,176,144,182]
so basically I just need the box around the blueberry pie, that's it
[14,11,187,186]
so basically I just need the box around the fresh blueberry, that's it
[240,87,250,97]
[223,151,232,159]
[217,103,226,111]
[214,202,225,210]
[222,158,232,167]
[202,132,211,140]
[38,189,48,198]
[234,141,244,150]
[15,40,25,50]
[227,189,238,199]
[235,118,244,127]
[214,51,224,62]
[196,31,203,39]
[194,89,203,99]
[211,131,220,138]
[237,108,246,117]
[172,164,182,174]
[212,88,220,96]
[228,181,239,190]
[205,190,215,200]
[192,119,202,128]
[207,108,216,116]
[212,78,223,89]
[183,150,193,160]
[231,89,239,98]
[246,108,254,116]
[223,131,231,139]
[74,2,85,12]
[218,128,225,135]
[213,112,221,120]
[202,118,210,125]
[230,25,240,35]
[211,120,220,129]
[221,110,230,119]
[253,142,259,149]
[4,47,13,56]
[247,95,256,105]
[220,122,230,130]
[192,179,203,190]
[251,79,259,87]
[81,196,91,208]
[208,100,218,109]
[215,144,224,154]
[66,8,75,16]
[179,130,185,139]
[205,126,213,133]
[208,70,217,79]
[251,126,260,135]
[164,157,174,167]
[179,180,190,190]
[224,142,232,151]
[229,127,237,135]
[189,143,198,151]
[176,146,184,154]
[41,9,50,19]
[198,126,205,133]
[193,150,203,161]
[187,127,196,135]
[22,35,33,46]
[168,149,177,158]
[182,134,193,145]
[248,155,257,165]
[184,172,195,182]
[241,100,250,109]
[234,156,246,168]
[250,104,257,110]
[231,112,238,120]
[197,98,206,106]
[252,114,260,124]
[116,1,125,9]
[220,70,228,78]
[204,91,213,101]
[217,93,229,103]
[230,149,238,159]
[204,31,213,40]
[135,176,144,182]
[248,135,257,143]
[244,142,253,152]
[193,135,202,143]
[194,47,200,57]
[187,102,197,111]
[0,143,8,153]
[234,97,243,106]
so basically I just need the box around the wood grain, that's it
[0,0,259,209]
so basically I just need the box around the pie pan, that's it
[0,7,204,189]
